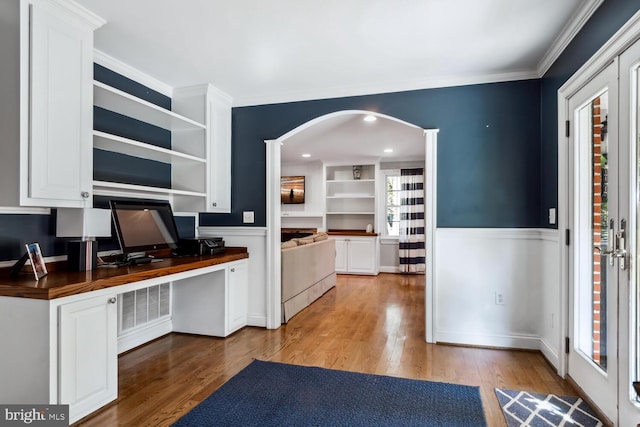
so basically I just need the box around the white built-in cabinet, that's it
[0,0,232,213]
[93,81,232,214]
[332,235,379,275]
[324,163,379,274]
[227,260,249,333]
[0,0,104,208]
[59,293,118,423]
[173,84,233,213]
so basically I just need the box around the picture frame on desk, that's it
[26,242,47,280]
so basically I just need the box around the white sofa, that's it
[281,234,336,323]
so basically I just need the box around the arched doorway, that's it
[264,110,438,342]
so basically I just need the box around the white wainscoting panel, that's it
[435,228,543,350]
[539,229,561,370]
[199,226,267,327]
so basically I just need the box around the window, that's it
[383,171,401,237]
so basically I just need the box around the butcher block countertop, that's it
[0,247,248,300]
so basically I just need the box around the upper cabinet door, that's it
[208,90,232,213]
[26,0,96,206]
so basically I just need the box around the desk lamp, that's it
[56,208,112,271]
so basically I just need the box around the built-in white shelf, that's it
[281,212,324,218]
[326,211,375,215]
[93,131,206,165]
[93,81,205,131]
[93,180,206,198]
[326,195,375,199]
[326,179,375,184]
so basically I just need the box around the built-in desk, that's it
[0,247,248,299]
[0,248,249,424]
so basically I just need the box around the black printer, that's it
[175,237,225,256]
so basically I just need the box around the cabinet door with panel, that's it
[58,293,118,424]
[227,260,248,334]
[19,0,103,208]
[347,237,378,274]
[208,89,232,213]
[333,237,348,273]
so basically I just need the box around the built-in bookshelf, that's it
[325,164,377,231]
[92,80,209,213]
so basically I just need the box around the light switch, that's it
[549,208,556,225]
[243,211,255,223]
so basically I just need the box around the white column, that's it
[265,139,282,329]
[424,129,439,343]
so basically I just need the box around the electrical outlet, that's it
[495,291,505,305]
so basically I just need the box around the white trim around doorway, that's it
[264,110,439,344]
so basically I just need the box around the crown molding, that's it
[537,0,604,77]
[232,70,539,107]
[93,49,174,97]
[47,0,106,29]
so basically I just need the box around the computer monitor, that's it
[109,200,180,257]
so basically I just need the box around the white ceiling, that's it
[280,112,426,163]
[76,0,598,107]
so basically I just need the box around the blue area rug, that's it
[173,360,487,426]
[495,388,603,426]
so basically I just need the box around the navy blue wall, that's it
[201,80,542,228]
[540,1,640,228]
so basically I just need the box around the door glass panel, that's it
[635,70,640,400]
[577,91,609,372]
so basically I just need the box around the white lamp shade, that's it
[56,208,112,239]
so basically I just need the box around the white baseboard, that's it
[247,315,267,328]
[379,266,400,273]
[118,318,173,354]
[435,329,541,350]
[539,337,560,371]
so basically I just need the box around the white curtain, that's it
[399,168,425,273]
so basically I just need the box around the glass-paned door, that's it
[618,37,640,427]
[568,61,619,422]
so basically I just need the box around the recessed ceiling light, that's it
[363,115,377,122]
[384,148,393,153]
[302,154,311,158]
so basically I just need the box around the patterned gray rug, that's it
[495,388,603,427]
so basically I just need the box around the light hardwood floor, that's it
[77,273,576,426]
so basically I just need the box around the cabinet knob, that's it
[230,268,235,272]
[212,202,217,207]
[108,297,117,304]
[81,191,90,198]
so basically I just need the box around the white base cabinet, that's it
[59,293,118,423]
[227,260,249,333]
[0,293,117,425]
[332,235,379,275]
